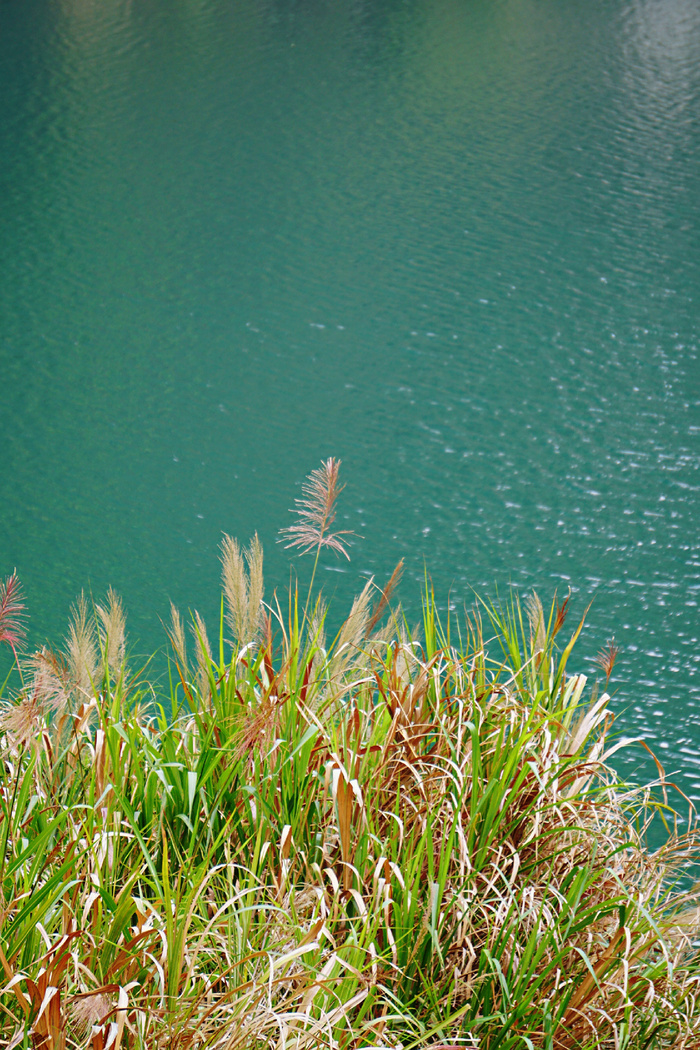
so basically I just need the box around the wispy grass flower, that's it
[366,559,404,636]
[65,591,98,695]
[29,647,71,714]
[168,601,188,671]
[0,690,45,752]
[596,637,619,686]
[96,587,127,679]
[192,610,213,701]
[330,579,373,679]
[280,458,352,559]
[280,458,355,629]
[0,571,26,658]
[221,532,265,644]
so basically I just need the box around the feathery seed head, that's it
[552,589,571,637]
[221,533,265,643]
[596,637,619,686]
[0,570,26,653]
[245,533,265,641]
[526,591,546,655]
[192,610,213,700]
[367,559,404,635]
[96,588,127,678]
[0,690,45,751]
[30,647,71,713]
[221,534,247,641]
[70,992,114,1032]
[66,591,98,695]
[309,597,328,656]
[169,602,188,670]
[330,579,373,678]
[280,458,352,559]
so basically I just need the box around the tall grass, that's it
[1,463,700,1049]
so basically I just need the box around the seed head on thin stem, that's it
[221,533,265,643]
[65,592,98,695]
[596,638,619,686]
[0,571,26,657]
[280,458,352,559]
[96,588,127,679]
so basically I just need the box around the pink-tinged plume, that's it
[280,457,353,559]
[0,571,27,655]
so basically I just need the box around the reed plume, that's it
[308,597,328,656]
[0,645,67,754]
[65,592,98,695]
[220,533,264,644]
[366,559,404,635]
[192,610,212,700]
[168,602,188,671]
[96,588,126,678]
[330,579,373,680]
[526,590,546,656]
[69,993,114,1033]
[280,458,352,559]
[596,637,619,686]
[29,647,71,714]
[0,571,26,657]
[552,588,571,637]
[0,690,45,752]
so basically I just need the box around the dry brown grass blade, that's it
[17,933,82,1050]
[561,926,626,1028]
[104,932,154,982]
[0,944,32,1018]
[331,764,354,891]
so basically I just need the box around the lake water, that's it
[1,0,699,795]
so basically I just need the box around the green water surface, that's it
[1,0,699,792]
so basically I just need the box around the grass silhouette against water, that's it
[1,461,700,1049]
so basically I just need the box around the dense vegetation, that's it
[1,461,700,1049]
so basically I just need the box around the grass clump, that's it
[1,462,700,1049]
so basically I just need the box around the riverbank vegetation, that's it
[1,461,700,1049]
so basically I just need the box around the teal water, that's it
[1,0,699,792]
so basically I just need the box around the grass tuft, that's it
[1,464,699,1049]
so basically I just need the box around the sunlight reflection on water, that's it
[0,0,699,797]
